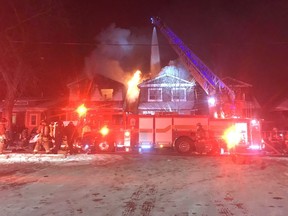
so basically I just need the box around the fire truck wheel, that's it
[95,142,114,152]
[175,137,194,154]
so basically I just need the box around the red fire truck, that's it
[78,109,131,153]
[76,17,265,155]
[80,111,263,155]
[126,114,263,155]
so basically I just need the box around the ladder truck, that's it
[131,17,264,155]
[151,17,235,118]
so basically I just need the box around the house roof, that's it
[222,77,253,87]
[0,97,66,112]
[272,98,288,111]
[67,74,125,90]
[262,86,288,112]
[138,74,195,88]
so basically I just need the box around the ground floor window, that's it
[30,114,37,127]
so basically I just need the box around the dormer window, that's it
[101,89,113,100]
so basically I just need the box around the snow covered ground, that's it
[0,153,288,216]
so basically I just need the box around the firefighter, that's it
[196,123,206,141]
[195,123,207,154]
[0,119,7,154]
[33,120,51,154]
[51,120,64,154]
[284,132,288,154]
[269,127,283,151]
[18,127,29,149]
[65,121,77,154]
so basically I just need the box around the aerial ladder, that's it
[151,17,236,118]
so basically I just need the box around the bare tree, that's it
[0,0,65,135]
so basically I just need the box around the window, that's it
[148,88,162,101]
[12,113,17,125]
[30,114,37,126]
[101,89,113,100]
[171,88,186,101]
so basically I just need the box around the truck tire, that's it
[95,141,114,152]
[175,137,194,154]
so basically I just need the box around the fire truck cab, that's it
[82,109,131,152]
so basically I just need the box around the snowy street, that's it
[0,153,288,216]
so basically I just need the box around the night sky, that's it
[1,0,288,106]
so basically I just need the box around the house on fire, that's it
[137,70,207,115]
[63,74,126,121]
[136,67,260,117]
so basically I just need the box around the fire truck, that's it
[81,111,263,155]
[77,108,131,153]
[118,17,264,155]
[126,114,263,154]
[80,17,264,155]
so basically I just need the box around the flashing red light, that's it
[124,131,130,137]
[100,126,109,136]
[76,104,87,117]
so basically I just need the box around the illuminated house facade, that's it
[221,77,261,118]
[137,72,204,115]
[137,70,260,117]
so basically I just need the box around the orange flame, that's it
[127,70,142,103]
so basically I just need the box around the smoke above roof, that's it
[84,23,150,86]
[158,59,194,81]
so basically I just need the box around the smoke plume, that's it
[84,23,150,86]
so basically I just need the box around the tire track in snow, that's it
[122,184,157,216]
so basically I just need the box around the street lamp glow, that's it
[76,104,87,117]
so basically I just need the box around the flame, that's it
[222,125,241,149]
[127,70,142,103]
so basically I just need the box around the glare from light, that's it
[251,119,258,126]
[76,104,87,117]
[208,97,216,106]
[222,125,241,149]
[124,131,130,137]
[100,126,109,136]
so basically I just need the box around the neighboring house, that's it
[221,77,261,118]
[0,97,65,136]
[262,86,288,130]
[137,73,199,115]
[64,74,126,121]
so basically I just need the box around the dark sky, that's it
[2,0,288,105]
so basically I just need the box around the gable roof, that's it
[271,97,288,111]
[67,74,125,90]
[138,74,195,88]
[222,77,252,88]
[262,85,288,112]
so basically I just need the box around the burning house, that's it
[63,74,126,122]
[137,63,207,115]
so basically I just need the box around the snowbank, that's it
[0,153,124,164]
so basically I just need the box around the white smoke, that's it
[84,23,150,85]
[159,59,194,81]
